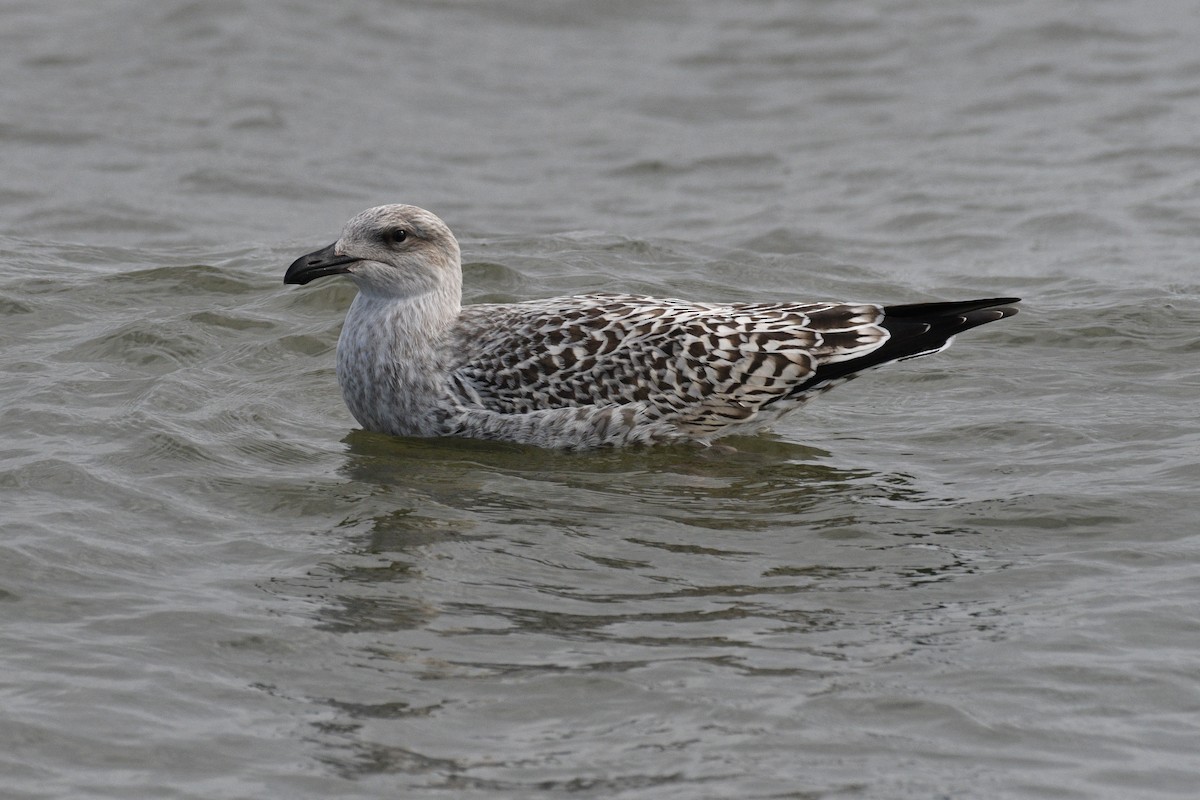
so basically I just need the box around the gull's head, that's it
[284,204,461,300]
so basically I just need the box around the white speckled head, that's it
[331,204,462,301]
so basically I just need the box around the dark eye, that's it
[385,228,408,245]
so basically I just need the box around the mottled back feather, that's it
[450,293,891,434]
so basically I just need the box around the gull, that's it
[284,204,1019,449]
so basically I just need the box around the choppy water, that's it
[4,1,1200,798]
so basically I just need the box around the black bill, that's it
[284,242,361,285]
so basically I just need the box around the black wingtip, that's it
[875,297,1020,366]
[882,297,1021,319]
[792,297,1020,393]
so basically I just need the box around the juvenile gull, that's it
[284,204,1019,449]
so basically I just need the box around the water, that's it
[3,1,1200,797]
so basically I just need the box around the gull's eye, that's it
[385,228,408,246]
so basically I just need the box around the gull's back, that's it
[448,293,1018,441]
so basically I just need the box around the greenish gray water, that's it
[4,1,1200,798]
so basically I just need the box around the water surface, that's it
[3,1,1200,798]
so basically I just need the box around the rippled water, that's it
[4,1,1200,798]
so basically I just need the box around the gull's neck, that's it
[336,283,463,437]
[352,281,461,332]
